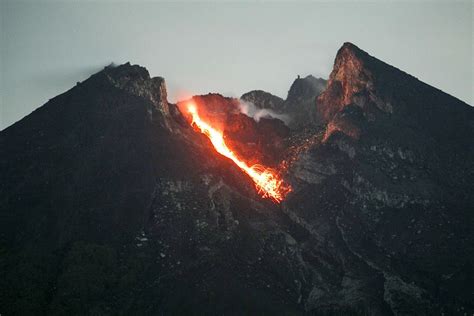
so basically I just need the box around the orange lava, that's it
[186,103,291,203]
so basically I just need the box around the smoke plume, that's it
[238,100,290,125]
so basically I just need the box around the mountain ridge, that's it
[1,42,472,315]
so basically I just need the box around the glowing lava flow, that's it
[187,103,291,203]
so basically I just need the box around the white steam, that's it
[238,100,290,125]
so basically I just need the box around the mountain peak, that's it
[338,42,366,57]
[87,62,169,116]
[318,42,473,143]
[317,42,382,123]
[286,75,326,104]
[332,42,374,78]
[102,62,152,81]
[318,41,438,126]
[240,90,284,111]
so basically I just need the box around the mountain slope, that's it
[0,63,303,315]
[285,42,474,314]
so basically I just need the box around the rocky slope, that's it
[1,43,472,315]
[285,43,474,315]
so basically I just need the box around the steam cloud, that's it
[238,100,290,125]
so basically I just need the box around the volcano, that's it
[1,43,473,315]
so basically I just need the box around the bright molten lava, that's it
[187,103,291,203]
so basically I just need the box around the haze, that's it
[1,1,472,129]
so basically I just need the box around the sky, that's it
[1,0,472,129]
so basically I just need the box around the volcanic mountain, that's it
[1,43,472,315]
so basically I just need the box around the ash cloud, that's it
[238,100,290,125]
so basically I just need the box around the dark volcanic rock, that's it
[317,42,473,140]
[240,90,284,111]
[283,75,327,129]
[0,65,220,313]
[286,75,327,109]
[316,42,411,124]
[240,76,327,130]
[285,43,474,314]
[241,76,327,129]
[0,70,298,315]
[1,43,473,316]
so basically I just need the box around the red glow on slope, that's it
[186,103,291,203]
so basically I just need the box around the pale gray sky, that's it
[1,0,472,129]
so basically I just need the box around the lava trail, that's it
[186,103,291,203]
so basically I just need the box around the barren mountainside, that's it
[1,43,473,315]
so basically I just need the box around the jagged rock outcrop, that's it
[286,75,327,109]
[240,90,284,111]
[318,42,473,144]
[317,42,384,122]
[282,75,327,128]
[101,62,169,113]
